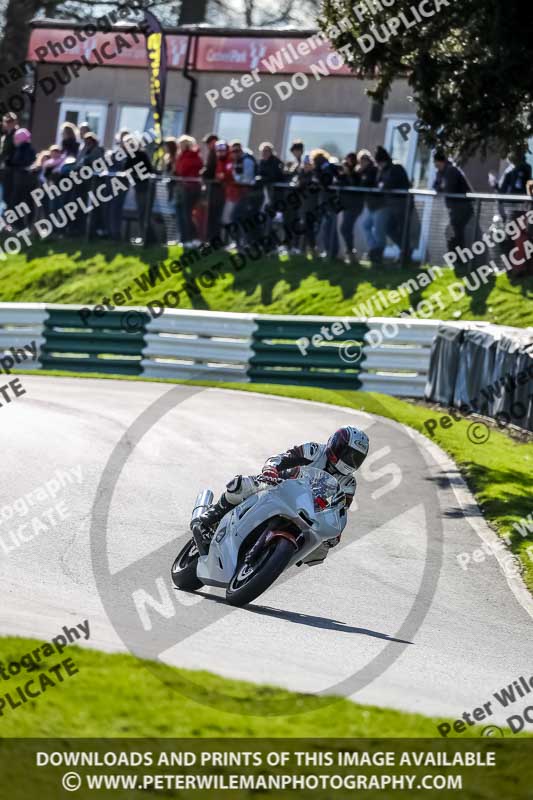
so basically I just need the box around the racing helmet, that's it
[326,426,369,475]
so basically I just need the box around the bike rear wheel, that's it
[171,539,203,591]
[226,537,294,607]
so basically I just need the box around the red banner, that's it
[27,29,187,69]
[27,29,351,75]
[194,35,352,75]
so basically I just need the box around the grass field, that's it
[1,240,533,326]
[0,635,499,737]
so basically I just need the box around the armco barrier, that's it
[1,305,530,421]
[0,304,47,372]
[0,305,441,396]
[250,316,369,390]
[142,309,256,382]
[41,307,150,375]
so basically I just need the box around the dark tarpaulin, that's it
[425,324,466,405]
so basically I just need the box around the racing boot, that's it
[196,495,234,542]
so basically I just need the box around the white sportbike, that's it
[171,467,348,607]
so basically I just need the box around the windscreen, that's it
[290,467,340,511]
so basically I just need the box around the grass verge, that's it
[0,636,498,737]
[1,240,532,325]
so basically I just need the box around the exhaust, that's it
[190,489,214,556]
[191,489,214,523]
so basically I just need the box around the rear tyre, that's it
[171,539,203,591]
[226,537,294,607]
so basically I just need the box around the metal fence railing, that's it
[141,179,533,271]
[7,171,533,271]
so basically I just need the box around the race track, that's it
[2,375,532,723]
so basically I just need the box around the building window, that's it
[215,111,252,147]
[57,101,108,144]
[384,115,434,189]
[283,114,360,161]
[117,106,184,138]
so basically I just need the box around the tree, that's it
[178,0,208,24]
[321,0,533,158]
[208,0,320,27]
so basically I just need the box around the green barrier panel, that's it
[41,308,151,376]
[247,368,364,390]
[254,319,369,341]
[249,318,369,390]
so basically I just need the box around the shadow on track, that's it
[192,590,413,643]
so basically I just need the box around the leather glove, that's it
[259,466,280,485]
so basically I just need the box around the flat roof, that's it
[31,18,320,39]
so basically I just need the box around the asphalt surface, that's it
[2,375,533,724]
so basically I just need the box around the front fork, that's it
[190,520,209,557]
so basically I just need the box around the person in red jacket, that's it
[175,134,203,247]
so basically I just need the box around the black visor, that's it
[339,445,366,469]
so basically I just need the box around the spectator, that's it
[201,133,220,241]
[175,134,203,247]
[11,129,36,228]
[258,141,284,235]
[363,146,410,267]
[78,122,90,141]
[162,137,178,176]
[76,132,104,168]
[311,148,340,260]
[60,123,80,158]
[107,131,133,240]
[495,149,532,196]
[491,148,532,242]
[228,139,259,250]
[285,139,304,176]
[433,149,473,253]
[338,152,363,265]
[30,149,53,220]
[42,145,65,179]
[69,132,105,235]
[376,145,411,250]
[284,139,305,254]
[201,133,218,180]
[209,140,230,242]
[0,112,19,212]
[290,153,321,259]
[122,133,156,245]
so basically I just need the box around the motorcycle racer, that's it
[196,426,369,564]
